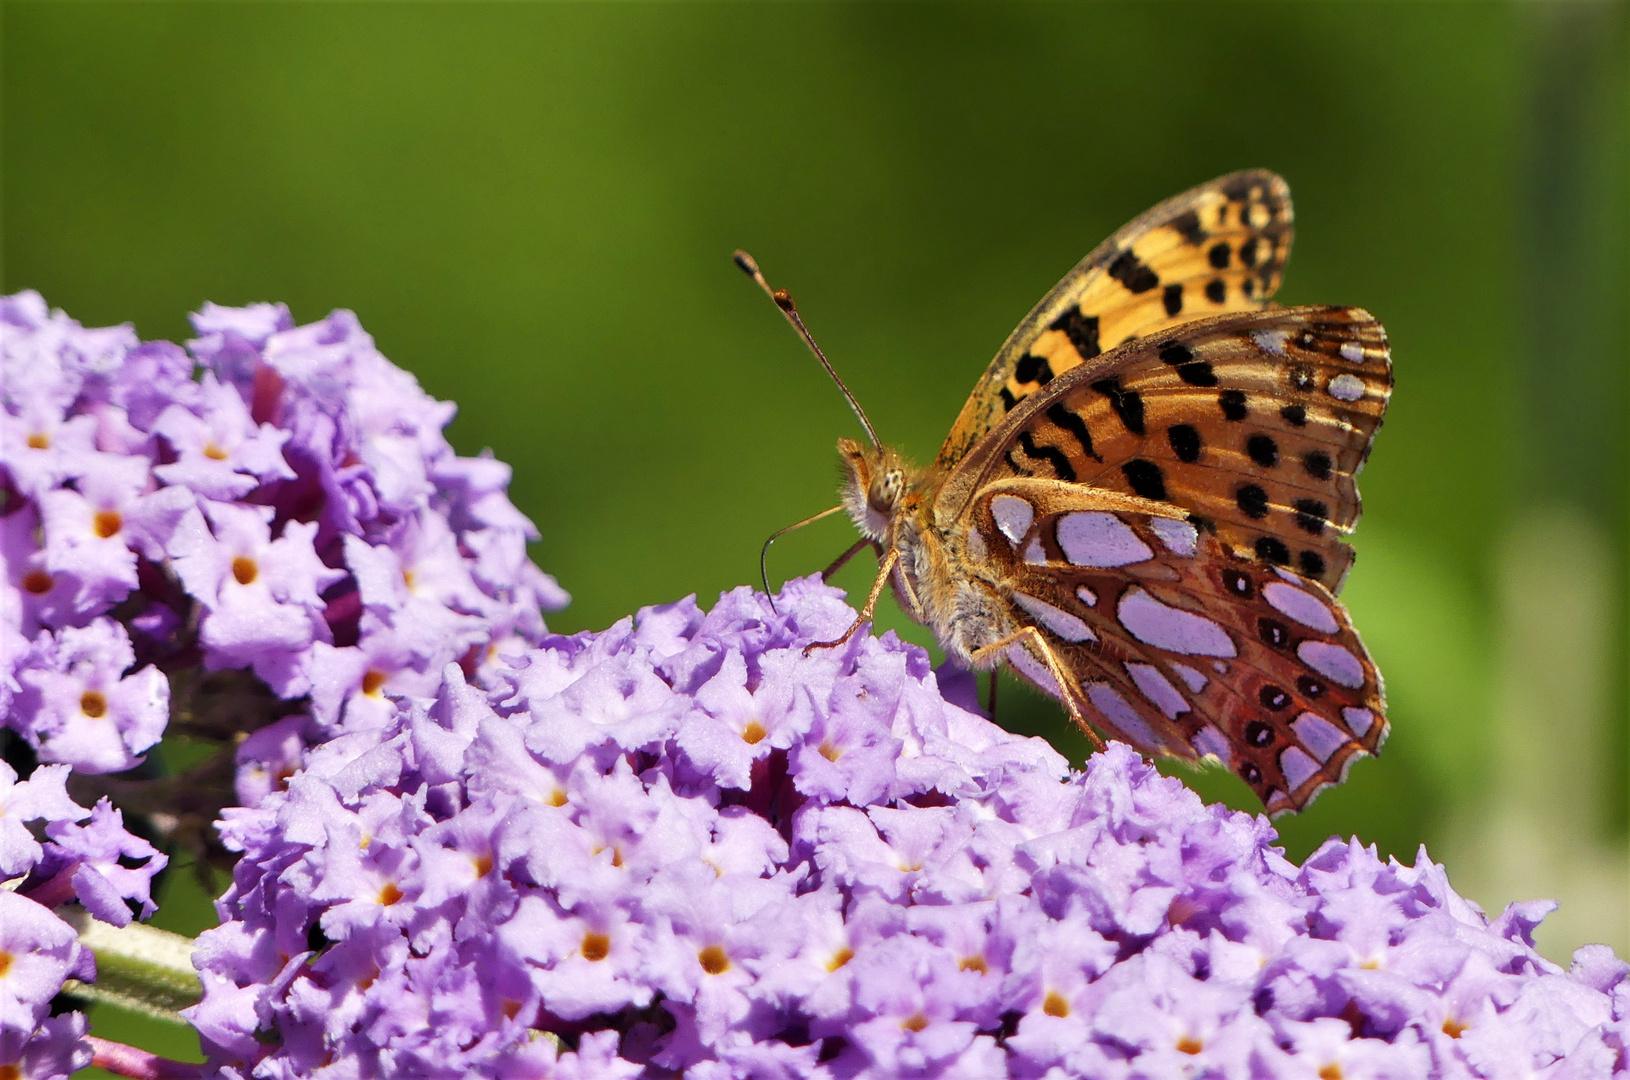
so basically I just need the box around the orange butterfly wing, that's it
[937,170,1293,470]
[937,306,1391,593]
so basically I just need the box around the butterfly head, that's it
[838,437,914,542]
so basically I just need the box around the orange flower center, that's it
[26,432,49,450]
[826,947,854,972]
[93,510,122,538]
[203,442,229,460]
[900,1013,928,1032]
[1176,1036,1203,1055]
[698,945,730,975]
[581,932,611,962]
[959,956,988,974]
[377,883,404,906]
[80,691,108,718]
[741,720,767,745]
[1043,991,1070,1018]
[232,556,258,585]
[361,669,387,695]
[22,569,54,594]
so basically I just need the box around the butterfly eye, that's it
[868,470,903,514]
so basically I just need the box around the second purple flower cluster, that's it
[189,579,1629,1079]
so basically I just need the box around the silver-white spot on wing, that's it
[1328,373,1365,402]
[1012,590,1096,644]
[1296,641,1365,689]
[991,495,1034,547]
[1125,662,1188,720]
[1006,642,1062,699]
[1148,517,1198,558]
[1170,663,1208,693]
[1279,746,1320,791]
[1117,588,1237,658]
[1086,682,1157,749]
[1190,725,1232,766]
[1252,329,1289,356]
[1342,706,1375,738]
[1056,512,1152,568]
[1263,581,1339,633]
[1291,711,1348,764]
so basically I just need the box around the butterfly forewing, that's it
[969,481,1386,813]
[940,306,1391,592]
[937,170,1293,470]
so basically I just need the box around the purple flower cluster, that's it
[1,292,563,1075]
[190,579,1629,1079]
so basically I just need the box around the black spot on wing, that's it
[1259,685,1290,711]
[1046,403,1099,462]
[1122,460,1166,501]
[1047,309,1101,360]
[1107,250,1160,294]
[1177,362,1217,387]
[1207,242,1230,269]
[1298,549,1327,578]
[1239,237,1261,268]
[1245,720,1275,746]
[1016,430,1076,482]
[1159,342,1194,366]
[1302,451,1332,480]
[1219,390,1247,421]
[1280,404,1307,427]
[1294,499,1329,535]
[1162,283,1183,317]
[999,387,1018,412]
[1237,484,1269,519]
[1091,378,1145,435]
[1255,536,1290,564]
[1246,434,1278,468]
[1205,279,1226,303]
[1170,209,1206,245]
[1014,354,1054,386]
[1167,424,1201,463]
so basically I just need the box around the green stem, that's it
[57,907,202,1026]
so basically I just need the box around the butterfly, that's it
[740,170,1390,815]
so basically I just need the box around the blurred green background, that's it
[4,2,1626,1068]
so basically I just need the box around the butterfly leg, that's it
[968,627,1106,751]
[985,672,998,719]
[805,547,899,656]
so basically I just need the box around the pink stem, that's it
[87,1036,204,1079]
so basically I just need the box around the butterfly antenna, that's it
[760,503,846,612]
[733,250,881,447]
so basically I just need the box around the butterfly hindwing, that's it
[967,480,1385,814]
[940,306,1391,593]
[937,170,1293,470]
